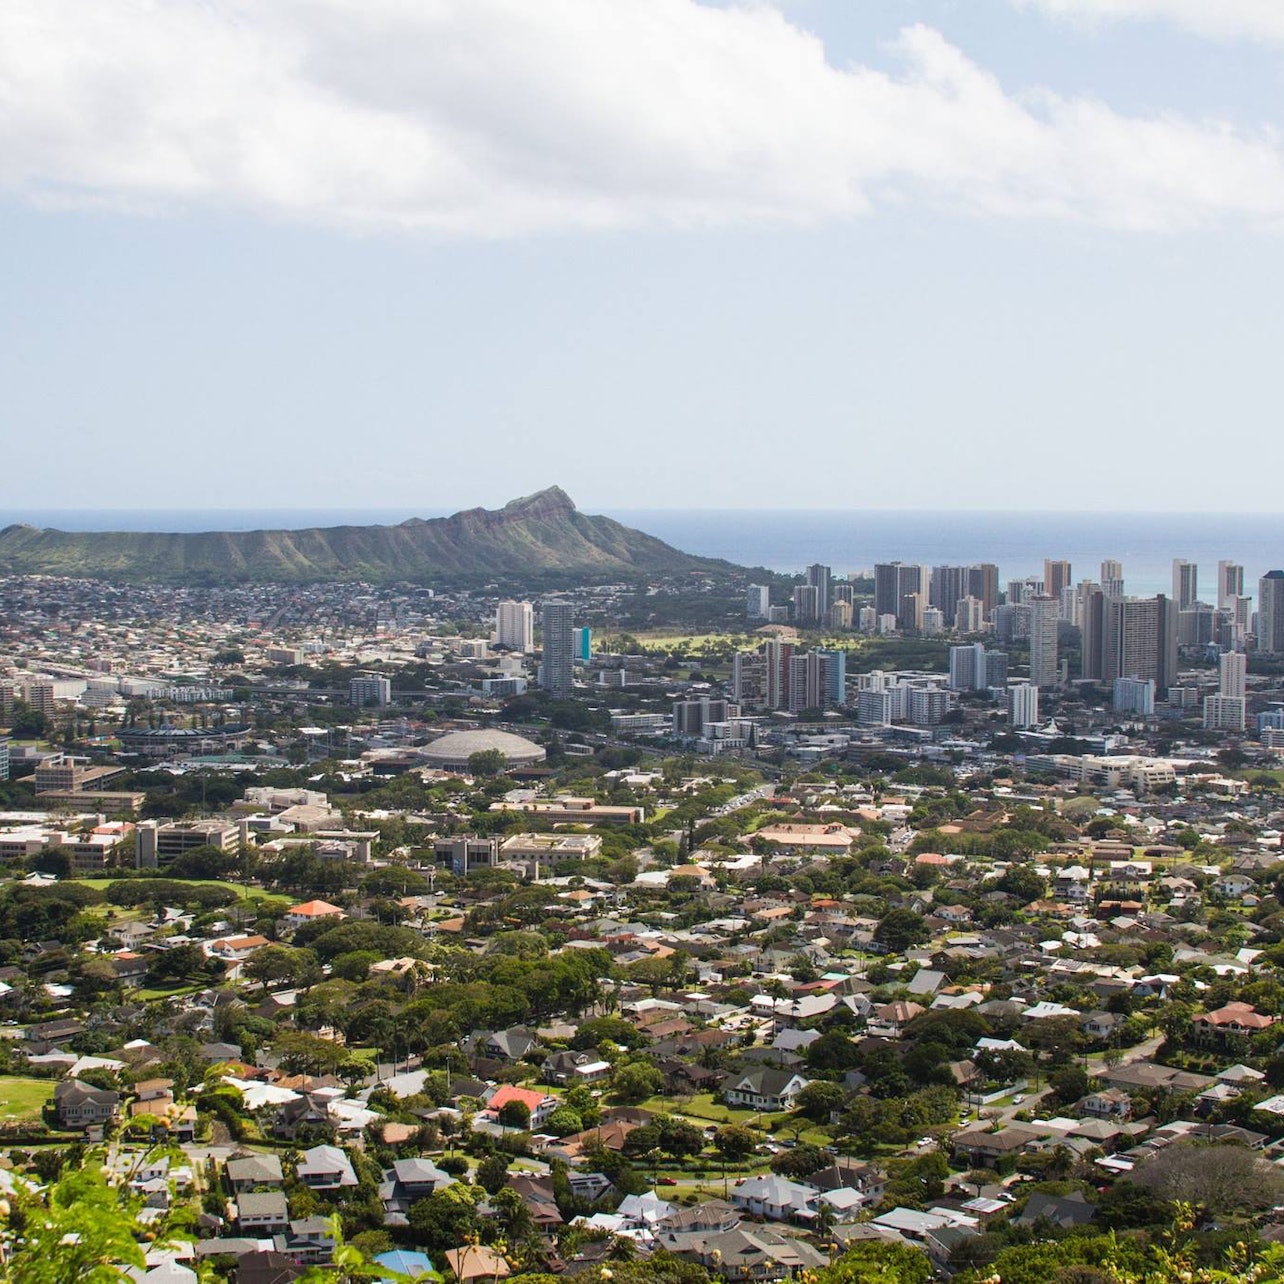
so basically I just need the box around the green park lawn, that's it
[136,981,206,1002]
[77,878,290,910]
[638,1091,792,1130]
[0,1077,53,1124]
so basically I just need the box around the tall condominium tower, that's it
[1009,683,1039,729]
[968,564,1000,617]
[1043,560,1072,601]
[1100,560,1124,598]
[792,584,821,624]
[1260,572,1284,654]
[930,565,970,614]
[1218,561,1245,611]
[1102,595,1179,692]
[805,564,832,618]
[1028,595,1060,688]
[873,562,923,629]
[539,599,575,698]
[1220,650,1247,699]
[1172,559,1199,611]
[495,600,534,652]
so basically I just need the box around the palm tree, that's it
[813,1200,836,1239]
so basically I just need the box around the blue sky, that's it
[2,0,1282,514]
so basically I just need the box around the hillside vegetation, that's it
[0,487,732,584]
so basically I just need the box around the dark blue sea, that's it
[4,507,1284,600]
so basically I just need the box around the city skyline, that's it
[4,1,1284,511]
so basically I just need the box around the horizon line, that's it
[6,506,1284,519]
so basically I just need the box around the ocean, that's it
[4,506,1284,600]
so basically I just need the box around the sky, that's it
[2,0,1283,515]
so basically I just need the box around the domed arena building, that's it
[422,728,546,772]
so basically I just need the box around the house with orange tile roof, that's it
[484,1083,559,1129]
[751,823,859,853]
[284,900,346,930]
[1193,1001,1275,1043]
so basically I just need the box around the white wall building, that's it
[495,600,534,653]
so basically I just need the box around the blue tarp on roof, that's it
[374,1249,435,1279]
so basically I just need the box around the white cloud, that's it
[1,0,1283,236]
[1009,0,1284,43]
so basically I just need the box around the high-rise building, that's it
[731,650,769,707]
[874,562,923,629]
[1172,559,1199,611]
[24,681,56,717]
[873,563,901,619]
[985,651,1009,688]
[1080,589,1106,680]
[1043,560,1072,601]
[539,599,575,698]
[1178,605,1217,648]
[994,603,1031,645]
[930,566,970,615]
[822,648,846,707]
[350,674,391,708]
[949,643,987,692]
[0,739,8,783]
[827,600,854,630]
[573,627,592,662]
[788,648,844,712]
[495,600,534,652]
[792,584,821,624]
[1259,572,1284,654]
[1007,577,1043,606]
[1009,684,1039,729]
[1028,595,1059,688]
[1100,560,1124,597]
[1204,694,1246,733]
[1113,677,1156,715]
[908,686,953,726]
[1218,561,1245,611]
[955,596,985,634]
[805,564,832,619]
[746,585,771,620]
[1101,595,1179,693]
[1229,595,1253,645]
[968,564,1000,618]
[857,688,894,726]
[765,637,795,710]
[672,697,734,736]
[901,591,928,633]
[1220,650,1247,699]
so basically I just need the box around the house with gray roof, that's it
[226,1154,284,1192]
[723,1067,810,1112]
[295,1144,357,1190]
[235,1192,290,1234]
[730,1173,817,1223]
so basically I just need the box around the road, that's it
[710,785,775,817]
[981,1032,1167,1128]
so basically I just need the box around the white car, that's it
[1011,1095,1026,1105]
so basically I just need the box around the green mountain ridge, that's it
[0,487,734,584]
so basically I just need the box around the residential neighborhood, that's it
[3,566,1284,1281]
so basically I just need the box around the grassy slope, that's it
[0,1078,53,1122]
[0,488,732,583]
